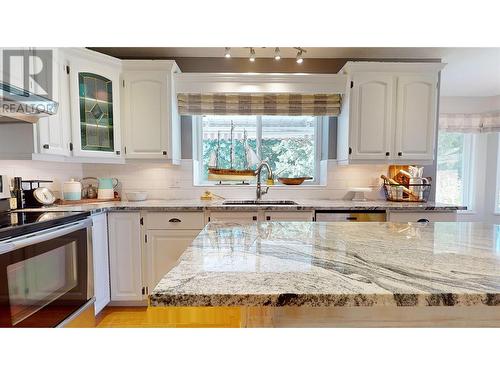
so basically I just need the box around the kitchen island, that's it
[149,221,500,327]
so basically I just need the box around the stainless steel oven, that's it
[0,217,94,327]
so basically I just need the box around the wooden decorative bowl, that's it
[278,177,313,185]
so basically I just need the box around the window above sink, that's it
[192,115,326,186]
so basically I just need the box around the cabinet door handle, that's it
[162,151,167,156]
[168,218,181,223]
[385,151,390,156]
[115,150,121,155]
[43,144,49,149]
[398,151,403,157]
[346,216,358,221]
[266,216,271,221]
[252,216,257,221]
[417,218,429,223]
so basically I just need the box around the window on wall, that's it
[194,115,323,185]
[436,132,474,208]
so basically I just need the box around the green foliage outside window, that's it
[201,137,315,182]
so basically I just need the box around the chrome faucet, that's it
[255,161,273,200]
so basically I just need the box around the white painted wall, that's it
[440,95,500,114]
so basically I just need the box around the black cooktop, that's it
[0,210,90,241]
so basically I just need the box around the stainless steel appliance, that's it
[0,199,94,327]
[0,81,58,124]
[315,210,386,222]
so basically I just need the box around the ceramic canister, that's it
[63,178,82,200]
[97,177,116,200]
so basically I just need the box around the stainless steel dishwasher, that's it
[315,210,386,222]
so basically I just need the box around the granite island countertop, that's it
[149,221,500,308]
[17,199,466,214]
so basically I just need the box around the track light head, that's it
[274,47,281,60]
[294,47,306,64]
[249,47,256,62]
[296,50,303,64]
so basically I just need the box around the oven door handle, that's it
[0,218,92,254]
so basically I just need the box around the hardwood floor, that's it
[95,305,500,328]
[96,306,242,328]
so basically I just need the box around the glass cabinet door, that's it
[78,72,115,152]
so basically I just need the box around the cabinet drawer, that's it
[208,211,259,223]
[264,211,314,222]
[387,211,457,223]
[146,212,205,230]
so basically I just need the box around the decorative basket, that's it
[383,182,432,202]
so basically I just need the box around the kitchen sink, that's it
[222,200,298,206]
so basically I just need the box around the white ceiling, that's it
[162,47,500,97]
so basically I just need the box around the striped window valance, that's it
[439,111,500,133]
[177,93,341,116]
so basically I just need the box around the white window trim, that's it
[495,133,500,214]
[192,115,325,187]
[461,133,475,213]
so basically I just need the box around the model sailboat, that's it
[208,122,260,182]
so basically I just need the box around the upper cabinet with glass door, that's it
[65,48,122,159]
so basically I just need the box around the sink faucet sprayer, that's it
[255,161,273,200]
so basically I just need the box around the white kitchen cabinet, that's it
[108,212,143,301]
[145,229,201,292]
[207,210,314,222]
[91,213,110,314]
[263,211,314,222]
[66,48,123,160]
[121,61,181,162]
[0,48,72,159]
[348,73,394,160]
[387,211,457,223]
[143,211,204,293]
[394,74,437,161]
[338,62,444,165]
[147,211,205,230]
[36,49,72,157]
[122,71,168,158]
[208,211,259,223]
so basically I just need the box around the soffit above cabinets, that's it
[339,61,447,75]
[174,73,348,94]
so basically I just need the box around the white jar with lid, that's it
[63,179,82,200]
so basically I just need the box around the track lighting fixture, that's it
[274,47,281,60]
[295,47,306,64]
[296,50,303,64]
[249,48,256,62]
[224,47,231,58]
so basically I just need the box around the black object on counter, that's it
[22,179,53,208]
[12,177,24,209]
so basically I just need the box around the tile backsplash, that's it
[0,159,388,201]
[82,160,388,200]
[0,160,83,198]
